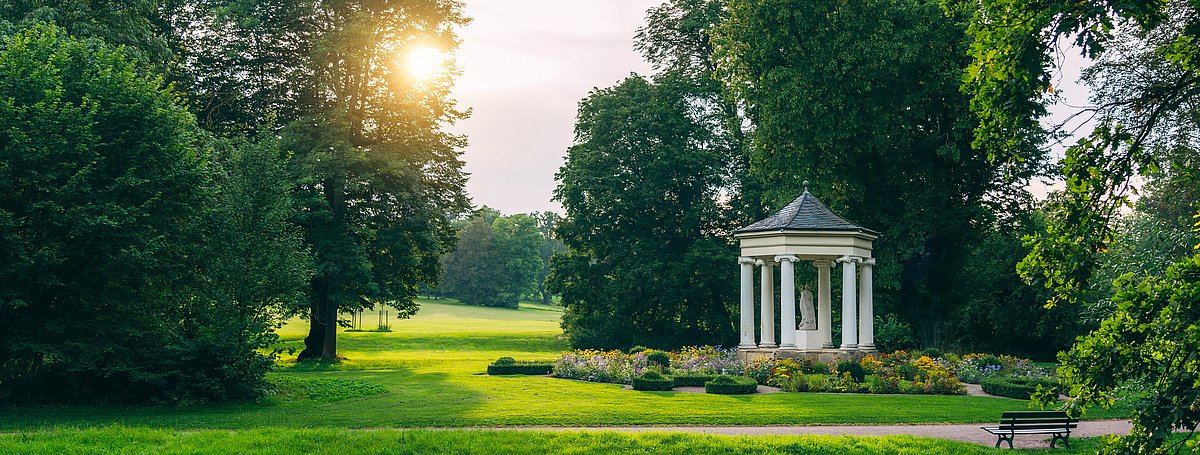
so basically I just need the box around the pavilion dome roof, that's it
[735,189,878,236]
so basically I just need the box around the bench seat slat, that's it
[998,423,1079,430]
[1000,418,1079,425]
[983,427,1072,434]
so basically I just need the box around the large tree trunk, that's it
[298,179,346,360]
[297,285,325,359]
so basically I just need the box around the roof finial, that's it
[803,180,810,193]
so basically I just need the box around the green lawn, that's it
[0,297,1125,433]
[0,427,1115,454]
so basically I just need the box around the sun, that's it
[403,46,448,82]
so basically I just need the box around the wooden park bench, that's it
[981,411,1078,449]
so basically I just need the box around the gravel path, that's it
[489,420,1132,449]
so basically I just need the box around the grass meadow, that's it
[0,298,1128,453]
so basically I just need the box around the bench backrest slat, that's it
[1000,411,1070,419]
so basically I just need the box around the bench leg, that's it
[995,434,1013,449]
[1050,433,1069,449]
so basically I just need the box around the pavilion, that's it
[733,184,879,361]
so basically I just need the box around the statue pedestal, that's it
[796,329,823,350]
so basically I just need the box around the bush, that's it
[777,374,811,392]
[628,346,649,354]
[837,361,867,383]
[874,314,916,352]
[632,371,674,391]
[803,360,831,374]
[670,374,718,387]
[922,348,943,358]
[981,376,1065,400]
[494,357,516,366]
[704,375,758,395]
[487,359,553,375]
[646,351,671,369]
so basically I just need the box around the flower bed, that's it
[954,353,1054,384]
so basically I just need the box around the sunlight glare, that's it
[404,46,448,82]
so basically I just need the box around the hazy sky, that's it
[450,1,660,215]
[449,1,1090,215]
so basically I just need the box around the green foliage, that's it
[704,375,758,395]
[921,348,943,359]
[837,362,867,384]
[1052,253,1200,453]
[0,25,302,404]
[441,211,543,309]
[646,351,671,369]
[669,374,718,387]
[944,213,1080,361]
[632,371,675,391]
[873,314,916,353]
[713,0,1021,346]
[494,357,517,366]
[550,73,738,349]
[980,376,1064,401]
[269,376,387,402]
[0,0,173,70]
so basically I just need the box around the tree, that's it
[534,211,566,306]
[550,74,738,349]
[492,214,543,305]
[243,1,470,360]
[712,0,1027,346]
[0,25,305,403]
[439,217,508,307]
[966,0,1200,450]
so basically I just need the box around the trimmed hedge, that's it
[980,376,1064,400]
[487,359,553,375]
[632,371,674,391]
[670,374,718,387]
[704,375,758,395]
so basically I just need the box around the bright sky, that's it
[449,0,658,215]
[449,1,1091,215]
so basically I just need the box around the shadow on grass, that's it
[0,367,485,430]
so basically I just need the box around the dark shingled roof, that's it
[735,191,878,235]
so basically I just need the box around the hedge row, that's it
[704,376,758,395]
[980,376,1064,400]
[487,362,554,375]
[670,374,718,387]
[632,377,674,391]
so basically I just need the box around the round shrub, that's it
[494,357,516,366]
[980,376,1065,400]
[632,371,674,391]
[704,375,758,395]
[646,351,671,369]
[922,348,943,359]
[836,361,866,383]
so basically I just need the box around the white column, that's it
[758,260,776,348]
[838,256,859,350]
[739,257,756,348]
[858,258,876,351]
[776,255,798,349]
[815,260,833,349]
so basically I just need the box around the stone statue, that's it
[799,289,816,330]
